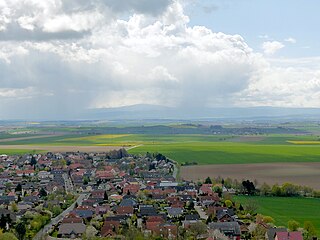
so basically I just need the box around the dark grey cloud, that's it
[102,0,173,16]
[0,23,90,42]
[0,47,122,119]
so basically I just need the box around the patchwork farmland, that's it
[1,131,320,189]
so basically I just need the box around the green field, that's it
[0,149,42,155]
[234,196,320,234]
[1,134,320,164]
[129,141,320,164]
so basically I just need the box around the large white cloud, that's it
[0,0,319,119]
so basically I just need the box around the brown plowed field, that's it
[181,163,320,190]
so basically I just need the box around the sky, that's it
[0,0,320,119]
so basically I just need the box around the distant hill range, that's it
[82,104,320,120]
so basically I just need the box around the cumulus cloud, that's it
[238,64,320,107]
[262,41,285,55]
[0,0,319,119]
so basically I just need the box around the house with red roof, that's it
[116,206,134,215]
[101,220,120,237]
[16,170,35,177]
[199,184,214,195]
[123,184,140,195]
[275,231,303,240]
[95,170,115,180]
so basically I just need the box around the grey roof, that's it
[167,207,183,216]
[23,196,40,202]
[74,210,94,218]
[216,209,235,220]
[105,215,129,223]
[208,222,241,236]
[0,209,16,221]
[266,228,288,240]
[58,223,86,235]
[185,214,200,221]
[120,198,137,207]
[0,196,15,204]
[140,206,157,216]
[178,195,193,201]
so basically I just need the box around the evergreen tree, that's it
[39,188,47,198]
[0,214,6,229]
[204,177,212,184]
[15,222,26,240]
[15,183,22,192]
[30,156,37,166]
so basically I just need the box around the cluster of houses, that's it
[0,152,307,240]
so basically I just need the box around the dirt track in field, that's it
[0,145,124,152]
[181,162,320,190]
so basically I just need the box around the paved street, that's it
[195,205,208,220]
[33,193,88,240]
[62,173,74,194]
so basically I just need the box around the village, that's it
[0,149,310,240]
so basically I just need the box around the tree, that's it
[11,202,18,212]
[124,226,146,240]
[155,153,166,161]
[186,200,194,210]
[271,184,282,196]
[221,178,225,185]
[303,221,317,240]
[15,222,26,240]
[259,183,271,196]
[206,214,217,224]
[239,204,244,211]
[0,232,18,240]
[213,186,222,197]
[281,183,299,197]
[208,229,229,240]
[242,180,256,195]
[189,222,207,239]
[83,176,89,185]
[225,200,233,208]
[39,188,47,198]
[84,226,98,240]
[262,216,275,224]
[119,148,129,158]
[15,183,22,192]
[52,206,62,217]
[104,191,108,201]
[30,156,37,166]
[0,214,8,229]
[250,223,267,240]
[288,220,300,231]
[204,177,212,184]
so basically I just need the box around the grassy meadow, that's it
[234,196,320,234]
